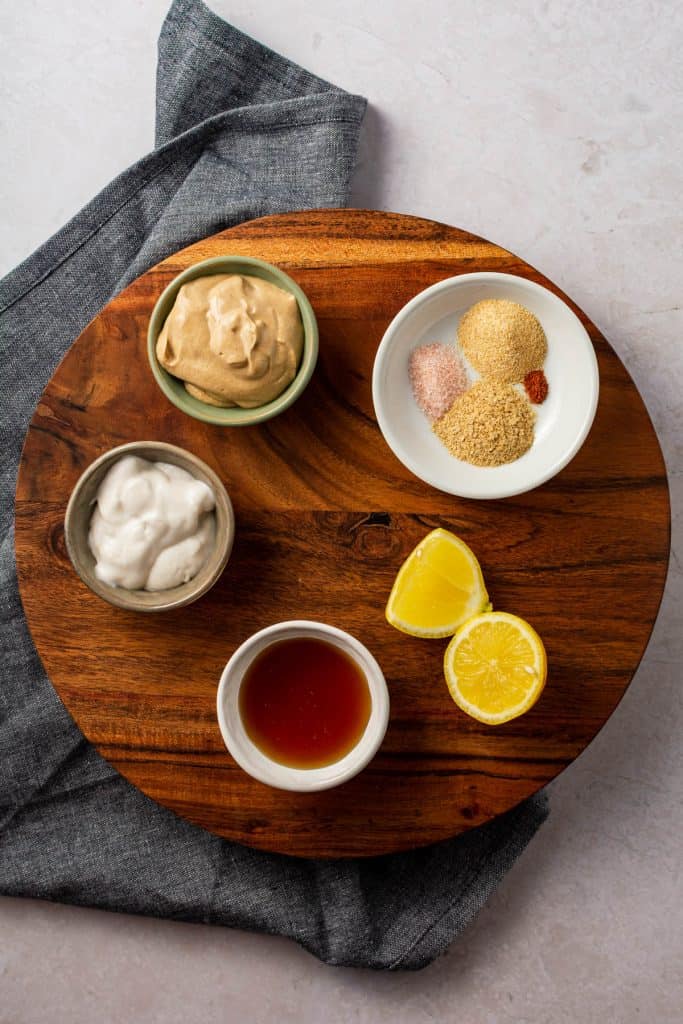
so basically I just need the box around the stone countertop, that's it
[1,1,681,1021]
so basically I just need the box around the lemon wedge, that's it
[386,528,491,638]
[444,611,547,724]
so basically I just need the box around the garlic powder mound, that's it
[458,299,547,383]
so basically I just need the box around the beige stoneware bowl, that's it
[64,441,235,612]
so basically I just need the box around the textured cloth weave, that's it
[0,0,548,970]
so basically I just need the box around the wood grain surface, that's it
[14,210,670,857]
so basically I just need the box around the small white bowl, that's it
[372,272,600,500]
[216,621,389,792]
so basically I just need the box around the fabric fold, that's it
[0,0,548,970]
[156,0,343,143]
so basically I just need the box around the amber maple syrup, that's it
[239,637,372,769]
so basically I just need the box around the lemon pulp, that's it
[444,611,547,724]
[386,528,490,638]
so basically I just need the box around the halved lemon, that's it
[386,528,490,638]
[444,611,547,724]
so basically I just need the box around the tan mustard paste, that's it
[156,274,304,408]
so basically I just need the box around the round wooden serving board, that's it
[15,210,670,857]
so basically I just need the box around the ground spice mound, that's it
[523,368,548,404]
[408,342,468,421]
[434,380,535,466]
[458,300,547,382]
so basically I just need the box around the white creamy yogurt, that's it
[88,455,216,591]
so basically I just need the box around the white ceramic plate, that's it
[216,620,389,792]
[372,272,599,500]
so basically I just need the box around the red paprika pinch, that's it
[523,369,548,404]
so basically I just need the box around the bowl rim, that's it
[64,440,235,612]
[372,271,600,500]
[216,620,390,792]
[147,255,319,426]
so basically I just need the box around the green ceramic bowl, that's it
[147,255,318,426]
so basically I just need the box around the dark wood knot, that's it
[49,521,69,566]
[348,512,399,561]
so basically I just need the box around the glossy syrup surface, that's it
[239,637,372,769]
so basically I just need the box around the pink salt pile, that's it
[408,342,469,421]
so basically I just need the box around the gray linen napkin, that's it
[0,0,548,970]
